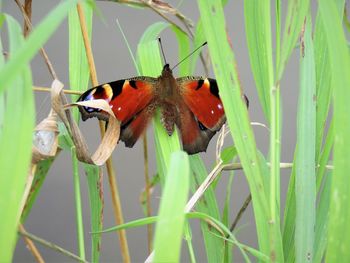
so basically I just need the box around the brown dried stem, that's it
[18,226,88,263]
[76,4,131,263]
[14,0,58,79]
[23,0,32,36]
[33,86,82,95]
[19,224,45,263]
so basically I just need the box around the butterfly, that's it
[78,63,248,154]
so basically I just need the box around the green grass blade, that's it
[295,15,316,262]
[0,15,34,262]
[171,25,190,77]
[69,2,92,121]
[184,223,197,263]
[277,0,310,80]
[0,0,79,94]
[71,147,86,260]
[68,4,93,260]
[153,151,190,262]
[244,0,273,121]
[20,157,55,222]
[197,0,283,260]
[84,164,103,262]
[137,32,181,180]
[314,0,344,158]
[319,0,350,261]
[313,172,332,263]
[139,21,169,44]
[189,155,224,262]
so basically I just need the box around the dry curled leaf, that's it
[32,110,59,164]
[51,79,120,166]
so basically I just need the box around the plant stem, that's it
[76,4,131,262]
[33,86,82,95]
[71,147,86,260]
[143,134,153,253]
[19,224,44,263]
[18,227,88,263]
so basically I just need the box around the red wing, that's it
[78,77,157,125]
[120,104,156,148]
[175,101,217,154]
[177,77,225,131]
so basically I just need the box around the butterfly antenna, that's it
[158,38,168,65]
[172,42,207,70]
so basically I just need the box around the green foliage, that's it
[4,0,350,262]
[153,151,190,262]
[0,15,34,262]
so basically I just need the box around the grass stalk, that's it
[76,4,131,262]
[18,224,44,263]
[18,228,88,263]
[142,134,153,253]
[71,147,86,260]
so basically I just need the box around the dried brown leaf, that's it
[51,79,120,166]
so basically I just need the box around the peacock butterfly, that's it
[77,63,248,154]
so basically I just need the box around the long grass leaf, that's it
[295,15,316,262]
[20,157,55,222]
[319,0,350,261]
[137,29,181,180]
[277,0,310,80]
[0,15,34,262]
[68,3,93,260]
[313,172,332,263]
[189,155,224,262]
[314,1,344,157]
[69,2,92,121]
[153,151,190,262]
[196,0,282,260]
[84,164,103,262]
[244,0,273,121]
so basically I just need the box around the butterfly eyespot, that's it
[84,107,101,113]
[198,121,207,131]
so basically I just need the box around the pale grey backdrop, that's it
[3,1,300,262]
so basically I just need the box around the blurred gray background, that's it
[3,1,300,262]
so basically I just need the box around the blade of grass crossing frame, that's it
[277,0,310,81]
[314,0,344,158]
[189,155,224,263]
[313,171,332,263]
[244,0,273,122]
[68,5,92,260]
[295,15,316,262]
[83,164,103,262]
[171,25,190,77]
[71,147,85,260]
[0,15,34,262]
[319,0,350,261]
[283,163,296,263]
[137,27,181,181]
[196,1,283,260]
[184,222,196,263]
[0,0,80,94]
[20,157,55,222]
[153,151,189,262]
[69,2,92,121]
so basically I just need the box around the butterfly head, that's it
[162,63,172,73]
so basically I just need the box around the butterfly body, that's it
[78,64,243,154]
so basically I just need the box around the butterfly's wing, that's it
[78,77,157,147]
[175,77,226,154]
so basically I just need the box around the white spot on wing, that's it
[211,110,214,114]
[118,106,122,111]
[218,104,223,110]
